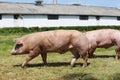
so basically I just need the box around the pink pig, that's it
[85,29,120,59]
[11,30,89,68]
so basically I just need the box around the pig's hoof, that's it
[71,64,75,67]
[82,64,87,68]
[82,65,87,68]
[21,66,26,68]
[115,57,119,60]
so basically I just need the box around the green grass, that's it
[0,33,120,80]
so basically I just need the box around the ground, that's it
[0,33,120,80]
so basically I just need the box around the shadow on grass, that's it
[108,73,120,80]
[62,73,98,80]
[91,55,115,58]
[13,62,90,68]
[62,73,120,80]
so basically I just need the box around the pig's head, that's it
[11,38,26,55]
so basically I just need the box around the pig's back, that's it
[85,29,119,42]
[20,30,80,51]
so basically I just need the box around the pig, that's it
[11,30,89,68]
[84,29,120,59]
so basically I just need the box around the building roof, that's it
[0,2,120,17]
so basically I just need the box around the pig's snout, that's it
[10,50,17,55]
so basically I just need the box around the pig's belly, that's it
[97,42,113,48]
[46,46,69,54]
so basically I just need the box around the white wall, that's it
[99,17,120,26]
[0,14,120,28]
[0,15,14,27]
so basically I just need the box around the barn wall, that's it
[0,14,120,27]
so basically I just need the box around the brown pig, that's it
[11,30,89,68]
[84,29,120,59]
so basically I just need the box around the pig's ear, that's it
[13,38,23,45]
[17,41,23,45]
[13,38,19,42]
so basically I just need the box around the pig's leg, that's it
[41,53,47,65]
[88,48,96,58]
[21,50,39,68]
[80,49,88,67]
[115,46,120,60]
[82,53,88,67]
[70,48,80,67]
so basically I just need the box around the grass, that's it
[0,33,120,80]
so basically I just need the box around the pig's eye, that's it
[15,43,23,49]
